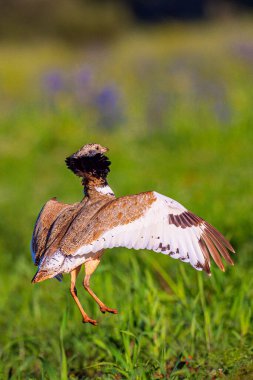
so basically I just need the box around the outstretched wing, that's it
[31,198,70,266]
[62,191,235,274]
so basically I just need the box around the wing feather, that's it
[31,198,70,265]
[69,191,234,274]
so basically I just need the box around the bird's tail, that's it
[31,268,57,283]
[31,249,65,283]
[55,274,63,282]
[31,269,62,283]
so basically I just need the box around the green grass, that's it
[0,19,253,379]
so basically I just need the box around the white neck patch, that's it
[95,185,114,196]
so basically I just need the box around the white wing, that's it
[72,191,235,274]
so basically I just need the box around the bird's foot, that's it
[82,317,98,326]
[100,306,118,314]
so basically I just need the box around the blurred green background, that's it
[0,1,253,379]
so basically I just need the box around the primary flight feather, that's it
[31,143,235,325]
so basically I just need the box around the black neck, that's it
[65,153,111,180]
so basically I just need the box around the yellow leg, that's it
[84,257,118,315]
[70,266,97,325]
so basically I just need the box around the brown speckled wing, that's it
[31,198,70,265]
[59,191,156,254]
[60,191,235,275]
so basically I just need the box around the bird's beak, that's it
[101,146,109,154]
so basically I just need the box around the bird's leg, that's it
[70,266,97,326]
[84,258,118,314]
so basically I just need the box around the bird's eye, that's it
[96,146,99,150]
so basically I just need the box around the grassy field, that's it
[0,19,253,379]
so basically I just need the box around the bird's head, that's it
[70,143,108,158]
[65,143,111,180]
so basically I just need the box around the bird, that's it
[31,143,235,325]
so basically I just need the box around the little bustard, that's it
[31,143,235,325]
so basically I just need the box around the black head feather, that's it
[65,153,111,179]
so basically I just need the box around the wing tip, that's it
[200,225,236,272]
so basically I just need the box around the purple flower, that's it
[95,86,119,111]
[94,85,124,128]
[75,68,92,86]
[73,67,93,104]
[40,66,125,129]
[42,70,64,93]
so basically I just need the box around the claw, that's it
[100,306,118,314]
[82,317,98,326]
